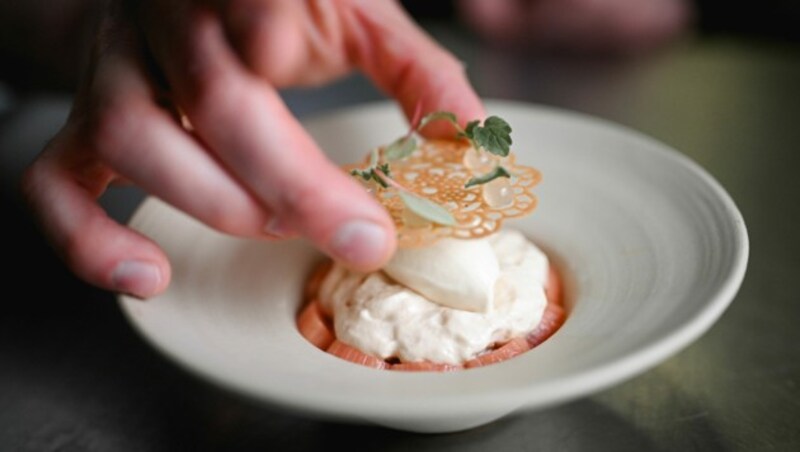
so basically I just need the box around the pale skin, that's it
[457,0,691,54]
[21,0,485,299]
[18,0,689,301]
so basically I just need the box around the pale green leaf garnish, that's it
[464,166,511,188]
[398,192,456,226]
[418,111,457,130]
[384,136,417,161]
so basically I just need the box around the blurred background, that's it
[1,1,799,450]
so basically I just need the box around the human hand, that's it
[458,0,692,54]
[22,0,484,299]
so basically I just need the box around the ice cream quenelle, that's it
[297,112,565,370]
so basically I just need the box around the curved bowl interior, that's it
[120,101,748,432]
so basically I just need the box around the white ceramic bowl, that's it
[119,101,748,433]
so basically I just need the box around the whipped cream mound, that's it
[383,238,500,313]
[318,229,550,365]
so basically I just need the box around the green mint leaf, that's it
[418,111,458,130]
[472,116,512,157]
[463,120,479,139]
[378,163,392,178]
[398,192,456,226]
[384,136,417,161]
[464,166,511,188]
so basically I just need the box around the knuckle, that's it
[276,182,321,223]
[85,98,145,161]
[203,203,242,235]
[223,1,312,85]
[205,200,264,236]
[226,0,272,42]
[185,72,251,126]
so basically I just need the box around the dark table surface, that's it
[2,24,799,451]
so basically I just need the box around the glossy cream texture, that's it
[318,230,550,364]
[382,238,500,313]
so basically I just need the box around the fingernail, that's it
[112,260,162,299]
[264,217,291,238]
[330,220,388,268]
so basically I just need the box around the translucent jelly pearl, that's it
[463,149,495,173]
[482,177,514,208]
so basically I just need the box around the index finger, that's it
[140,7,397,271]
[342,1,486,136]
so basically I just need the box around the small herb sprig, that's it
[351,162,392,188]
[387,112,513,187]
[464,166,511,188]
[350,111,514,226]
